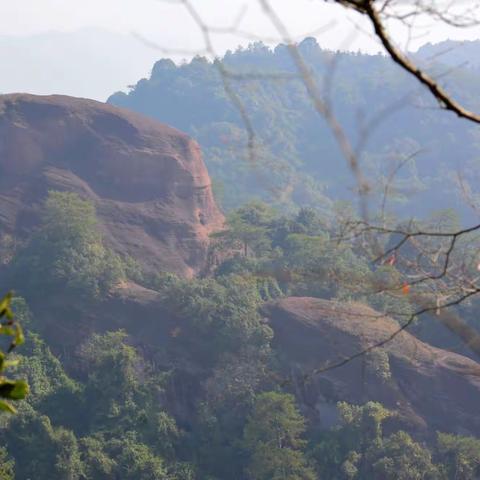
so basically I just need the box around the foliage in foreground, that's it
[0,293,28,414]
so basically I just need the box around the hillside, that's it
[57,286,480,438]
[415,40,480,72]
[109,39,480,218]
[0,93,224,277]
[263,297,480,437]
[2,92,480,478]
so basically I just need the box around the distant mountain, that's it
[415,40,480,72]
[108,38,480,218]
[0,28,161,101]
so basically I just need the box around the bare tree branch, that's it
[333,0,480,124]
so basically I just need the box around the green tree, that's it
[6,408,84,479]
[243,391,315,480]
[52,427,85,480]
[10,296,32,330]
[79,331,147,430]
[13,191,124,298]
[107,433,168,480]
[436,432,480,480]
[0,293,28,414]
[80,435,117,479]
[337,401,393,452]
[369,431,440,480]
[0,447,15,480]
[79,330,179,457]
[295,208,324,236]
[213,201,274,257]
[311,402,393,479]
[163,274,272,363]
[15,333,81,427]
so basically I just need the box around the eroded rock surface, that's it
[0,93,223,276]
[262,297,480,437]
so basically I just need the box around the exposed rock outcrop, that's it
[0,93,223,276]
[26,278,480,436]
[262,297,480,437]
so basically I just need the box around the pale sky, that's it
[1,0,480,100]
[2,0,480,55]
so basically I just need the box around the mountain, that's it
[108,38,480,219]
[2,92,480,476]
[415,40,480,72]
[47,282,480,438]
[0,28,161,101]
[0,93,223,277]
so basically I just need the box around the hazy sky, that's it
[2,0,480,55]
[1,0,480,100]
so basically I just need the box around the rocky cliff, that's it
[0,94,223,276]
[45,286,480,437]
[262,297,480,437]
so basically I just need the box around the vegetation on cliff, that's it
[2,190,480,478]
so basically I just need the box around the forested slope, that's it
[109,38,480,219]
[1,90,480,478]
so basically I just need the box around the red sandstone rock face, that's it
[0,93,224,276]
[40,289,480,436]
[262,297,480,437]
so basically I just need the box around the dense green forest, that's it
[109,39,480,219]
[1,191,480,479]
